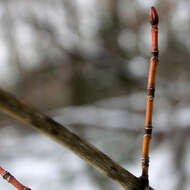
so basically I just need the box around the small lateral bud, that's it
[150,6,159,26]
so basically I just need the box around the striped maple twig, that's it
[141,6,159,188]
[0,166,31,190]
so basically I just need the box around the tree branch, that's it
[0,166,31,190]
[0,88,153,190]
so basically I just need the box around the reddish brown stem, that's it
[141,6,159,187]
[0,166,31,190]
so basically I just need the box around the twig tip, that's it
[150,6,159,26]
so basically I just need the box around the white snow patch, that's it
[127,56,148,78]
[150,143,178,190]
[172,107,190,127]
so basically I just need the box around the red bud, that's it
[150,6,159,26]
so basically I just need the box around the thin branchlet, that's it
[141,6,159,189]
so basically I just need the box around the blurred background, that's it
[0,0,190,189]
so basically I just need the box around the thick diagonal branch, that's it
[0,88,153,190]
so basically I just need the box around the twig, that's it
[141,6,159,187]
[0,166,31,190]
[0,88,154,190]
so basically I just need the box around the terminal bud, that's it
[150,6,159,26]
